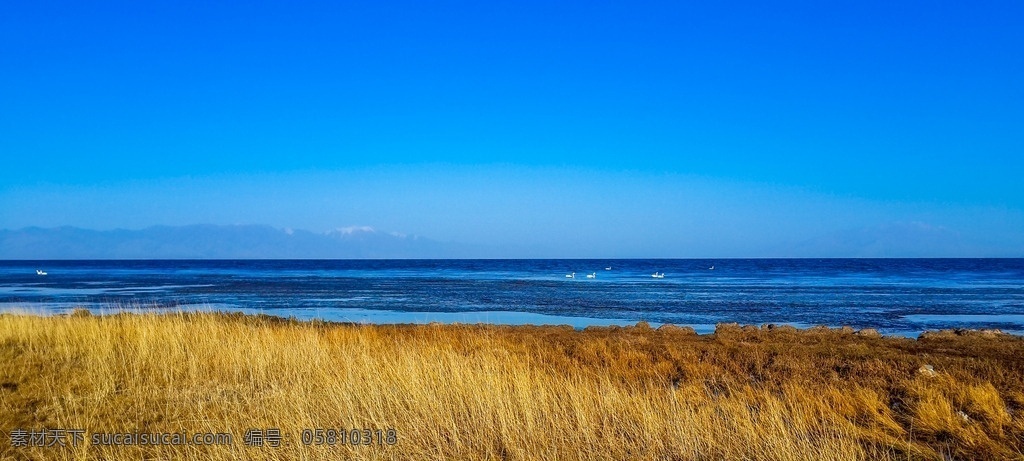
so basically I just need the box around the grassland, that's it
[1,311,1023,460]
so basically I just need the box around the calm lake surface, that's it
[2,259,1023,336]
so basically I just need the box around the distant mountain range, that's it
[0,225,470,259]
[2,222,1004,259]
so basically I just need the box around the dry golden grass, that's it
[1,311,1022,460]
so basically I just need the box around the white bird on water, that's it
[36,269,47,276]
[565,272,575,279]
[586,272,596,279]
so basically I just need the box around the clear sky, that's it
[1,1,1022,257]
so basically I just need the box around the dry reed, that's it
[1,311,1022,460]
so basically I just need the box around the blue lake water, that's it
[1,259,1023,336]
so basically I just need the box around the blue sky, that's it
[1,1,1022,257]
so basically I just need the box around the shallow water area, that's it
[2,259,1022,336]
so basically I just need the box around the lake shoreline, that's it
[5,305,1023,339]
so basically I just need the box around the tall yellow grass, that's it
[1,312,1022,460]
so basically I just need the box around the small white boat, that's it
[36,269,47,276]
[565,272,575,279]
[605,267,612,270]
[709,265,715,270]
[651,272,664,279]
[586,272,596,279]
